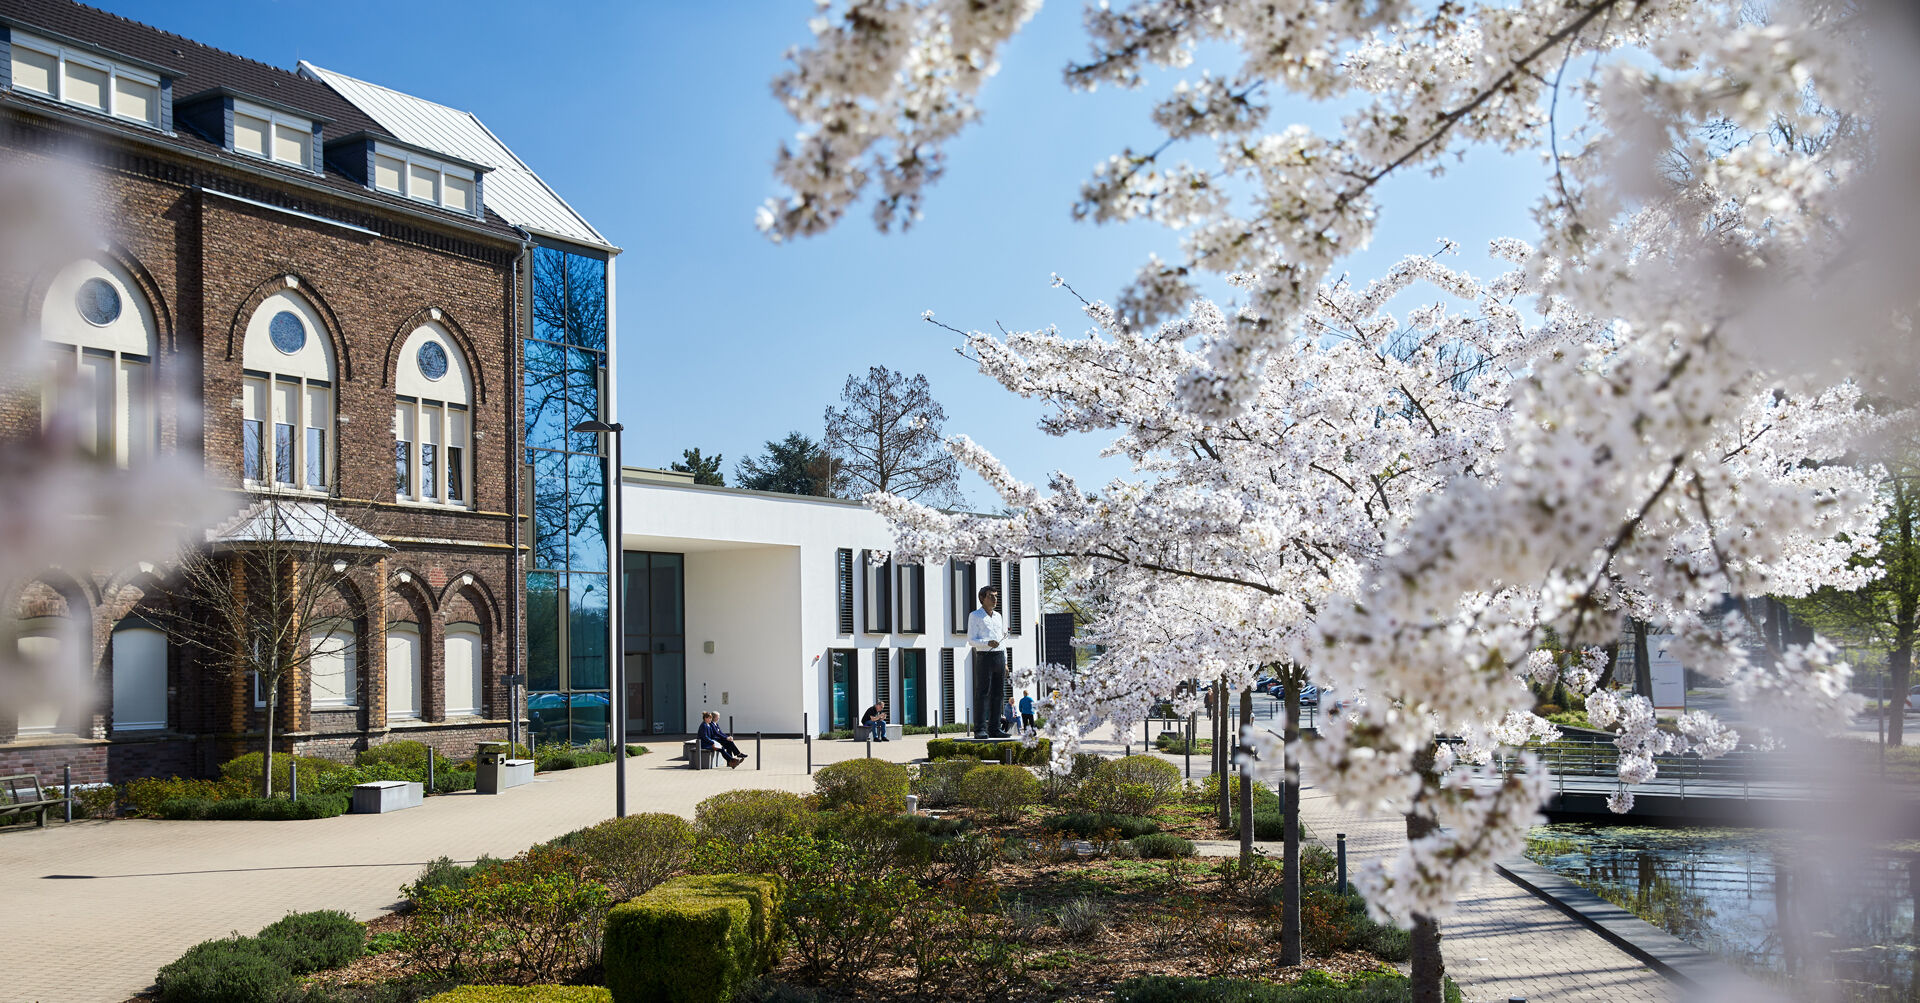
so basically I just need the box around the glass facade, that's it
[623,552,685,735]
[525,243,611,747]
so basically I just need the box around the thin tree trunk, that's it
[1407,745,1445,1003]
[1280,675,1303,965]
[1892,483,1915,748]
[1216,676,1232,829]
[263,676,277,799]
[1239,686,1254,867]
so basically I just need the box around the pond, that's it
[1526,822,1916,1001]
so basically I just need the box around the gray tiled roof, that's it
[207,499,391,551]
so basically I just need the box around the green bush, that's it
[1045,812,1160,839]
[404,855,504,906]
[695,789,814,844]
[1130,833,1196,859]
[604,873,782,1003]
[565,813,697,901]
[956,764,1041,822]
[158,793,351,821]
[1190,773,1282,812]
[256,910,366,973]
[357,740,456,778]
[123,776,240,816]
[405,849,613,982]
[1300,888,1415,963]
[423,990,611,1003]
[811,758,909,813]
[1089,755,1182,814]
[154,936,297,1003]
[433,769,477,794]
[1039,752,1104,804]
[1231,810,1286,841]
[1114,969,1462,1003]
[910,758,985,808]
[220,752,348,793]
[925,737,1051,765]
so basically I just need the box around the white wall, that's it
[621,476,1044,735]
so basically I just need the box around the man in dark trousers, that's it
[968,585,1009,738]
[861,700,890,741]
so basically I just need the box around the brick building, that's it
[0,0,618,783]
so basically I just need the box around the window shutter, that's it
[1008,562,1023,635]
[835,548,854,635]
[949,558,976,633]
[863,549,892,633]
[897,563,925,634]
[989,559,1003,607]
[940,648,956,725]
[875,648,891,716]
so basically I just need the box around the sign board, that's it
[1647,633,1687,711]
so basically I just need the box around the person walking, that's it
[1018,690,1035,730]
[968,586,1009,738]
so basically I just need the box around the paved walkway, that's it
[4,724,1679,1003]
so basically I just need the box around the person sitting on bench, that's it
[698,711,748,768]
[861,701,891,741]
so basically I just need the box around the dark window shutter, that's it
[863,549,892,633]
[949,558,976,633]
[836,548,854,635]
[989,559,1003,605]
[940,648,956,725]
[1008,561,1023,635]
[875,648,891,716]
[897,563,925,634]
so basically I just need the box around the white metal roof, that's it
[208,499,392,551]
[298,61,613,250]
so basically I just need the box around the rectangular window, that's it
[447,447,464,502]
[120,358,150,465]
[303,385,330,490]
[374,153,404,193]
[234,112,268,156]
[393,404,414,497]
[949,558,976,631]
[11,45,55,96]
[897,563,925,634]
[407,162,439,202]
[443,174,474,212]
[421,403,441,499]
[274,423,294,484]
[272,380,297,485]
[244,420,263,481]
[835,548,854,635]
[78,352,112,459]
[863,549,891,633]
[61,59,107,111]
[306,427,325,487]
[112,75,157,124]
[272,122,311,168]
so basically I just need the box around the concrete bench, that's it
[682,740,725,770]
[499,759,534,788]
[350,780,423,814]
[859,723,902,741]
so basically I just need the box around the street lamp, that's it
[572,419,626,818]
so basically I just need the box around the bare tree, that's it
[823,366,963,506]
[155,496,390,796]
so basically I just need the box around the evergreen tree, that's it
[735,432,832,496]
[670,447,725,486]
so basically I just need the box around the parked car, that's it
[1906,685,1920,713]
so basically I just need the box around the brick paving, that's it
[5,724,1680,1003]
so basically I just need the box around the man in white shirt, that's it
[967,585,1009,738]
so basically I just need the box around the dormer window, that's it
[7,31,162,127]
[372,143,476,213]
[232,99,313,170]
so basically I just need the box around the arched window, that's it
[308,620,356,710]
[111,619,167,731]
[444,623,482,718]
[242,286,334,492]
[40,257,158,466]
[386,623,421,721]
[394,322,471,506]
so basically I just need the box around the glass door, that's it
[900,649,926,726]
[829,650,853,730]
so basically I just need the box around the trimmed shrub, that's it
[123,776,238,817]
[956,764,1040,822]
[1131,833,1196,859]
[256,910,365,973]
[154,936,296,1003]
[910,758,985,808]
[433,768,478,795]
[159,793,352,821]
[357,740,455,778]
[424,983,610,991]
[1114,969,1462,1003]
[695,790,814,844]
[566,813,697,900]
[1190,773,1282,812]
[925,737,1051,765]
[219,752,348,794]
[604,873,782,1003]
[1089,755,1181,814]
[1045,812,1160,839]
[1231,810,1286,841]
[811,758,909,813]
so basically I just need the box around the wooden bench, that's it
[1,774,64,828]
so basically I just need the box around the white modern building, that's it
[617,468,1042,737]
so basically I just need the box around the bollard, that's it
[729,714,734,734]
[806,732,813,775]
[427,745,436,793]
[63,764,71,823]
[1003,744,1011,765]
[1144,719,1150,746]
[290,759,299,801]
[1509,998,1527,1002]
[866,737,872,759]
[1337,833,1348,894]
[1125,743,1131,758]
[756,731,762,771]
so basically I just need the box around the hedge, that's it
[154,937,294,1003]
[255,909,364,972]
[157,792,351,821]
[1114,969,1463,1003]
[695,789,814,843]
[1131,833,1196,859]
[604,873,782,1003]
[1231,810,1286,841]
[424,983,610,991]
[957,763,1041,821]
[1045,812,1160,839]
[926,736,1051,765]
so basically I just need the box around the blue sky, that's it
[98,0,1543,504]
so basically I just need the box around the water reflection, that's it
[1526,823,1916,1000]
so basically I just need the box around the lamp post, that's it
[572,419,626,818]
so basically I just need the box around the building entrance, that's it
[623,551,685,734]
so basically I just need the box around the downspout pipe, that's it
[507,224,533,752]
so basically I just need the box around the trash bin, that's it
[475,741,509,794]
